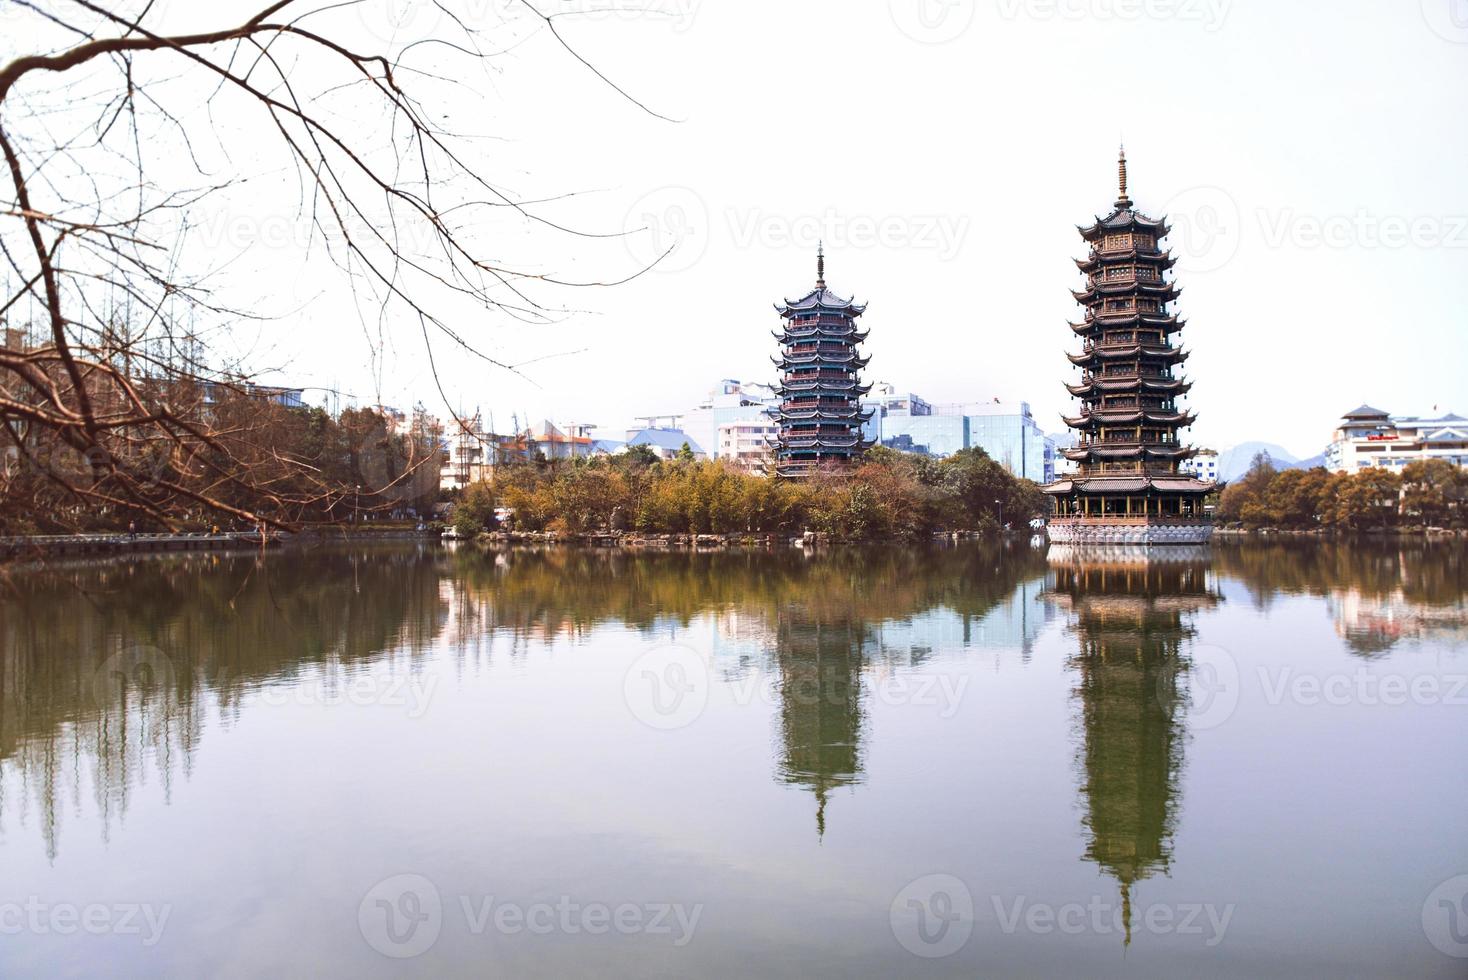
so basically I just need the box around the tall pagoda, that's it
[768,246,872,478]
[1044,150,1213,545]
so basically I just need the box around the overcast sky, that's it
[7,0,1466,458]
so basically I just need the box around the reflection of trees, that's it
[1044,548,1220,945]
[0,546,447,858]
[446,542,1051,837]
[1214,539,1468,655]
[1,540,1052,855]
[442,542,1050,647]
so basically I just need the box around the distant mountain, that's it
[1217,442,1327,482]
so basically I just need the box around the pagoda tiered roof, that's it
[1065,344,1188,366]
[1062,408,1196,428]
[775,286,866,317]
[773,349,871,369]
[1074,251,1177,273]
[1065,376,1191,397]
[1070,281,1180,304]
[1077,208,1170,241]
[1069,313,1186,334]
[1043,474,1212,496]
[1062,444,1195,462]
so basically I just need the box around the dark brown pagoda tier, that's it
[775,286,866,316]
[1074,251,1178,273]
[1070,314,1186,335]
[769,246,872,478]
[1077,210,1170,241]
[1062,444,1196,462]
[1066,344,1189,366]
[1063,410,1197,428]
[1044,149,1212,545]
[1071,282,1180,304]
[1065,376,1192,396]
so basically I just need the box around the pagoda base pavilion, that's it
[1045,474,1213,545]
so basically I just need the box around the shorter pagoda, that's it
[768,246,872,478]
[1044,150,1212,545]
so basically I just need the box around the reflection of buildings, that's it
[1327,588,1468,656]
[1211,540,1468,656]
[1043,546,1220,945]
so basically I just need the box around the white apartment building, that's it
[717,421,779,474]
[1180,448,1219,483]
[655,379,779,462]
[1325,404,1468,473]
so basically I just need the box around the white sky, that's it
[6,0,1467,457]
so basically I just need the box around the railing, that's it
[1048,516,1207,525]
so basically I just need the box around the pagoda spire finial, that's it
[1115,143,1131,209]
[816,241,826,288]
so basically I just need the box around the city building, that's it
[862,386,1054,482]
[524,420,594,461]
[717,420,778,474]
[1324,405,1468,472]
[1043,149,1213,545]
[440,412,501,491]
[1179,448,1219,483]
[947,400,1051,483]
[674,380,781,462]
[625,427,707,460]
[769,246,873,478]
[201,380,305,409]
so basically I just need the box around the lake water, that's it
[1,540,1465,978]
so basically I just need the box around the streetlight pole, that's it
[994,498,1004,532]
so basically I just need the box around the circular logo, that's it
[889,0,977,44]
[1176,643,1240,730]
[623,644,710,730]
[890,873,974,958]
[623,186,709,274]
[358,874,443,959]
[1158,185,1241,274]
[356,0,446,45]
[1423,874,1468,957]
[1421,0,1468,43]
[88,644,177,709]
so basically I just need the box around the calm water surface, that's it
[1,540,1465,978]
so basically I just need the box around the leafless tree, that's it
[0,0,660,532]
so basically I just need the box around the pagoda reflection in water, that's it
[1043,544,1220,945]
[770,599,870,841]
